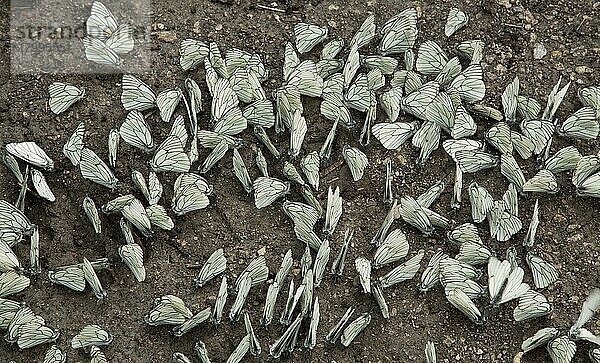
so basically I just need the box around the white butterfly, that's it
[252,177,290,209]
[558,107,599,140]
[522,169,559,194]
[43,345,66,363]
[320,92,354,128]
[151,136,190,173]
[294,23,328,54]
[144,295,192,326]
[513,290,552,322]
[179,39,209,71]
[286,60,324,97]
[340,313,371,347]
[232,149,253,194]
[48,83,85,115]
[71,324,113,349]
[212,79,247,136]
[379,9,418,55]
[171,173,212,216]
[30,169,55,202]
[156,88,183,123]
[373,229,409,269]
[401,81,440,120]
[146,204,173,230]
[372,121,419,150]
[343,146,369,181]
[378,250,424,288]
[119,111,154,152]
[194,248,226,287]
[445,8,469,37]
[547,336,576,363]
[343,48,360,90]
[362,55,398,75]
[412,121,441,164]
[243,100,275,129]
[445,287,483,324]
[449,65,486,104]
[82,257,107,299]
[79,148,118,189]
[119,243,146,282]
[121,75,157,111]
[82,36,123,67]
[323,186,342,235]
[416,41,448,76]
[321,39,344,60]
[212,277,228,325]
[199,138,228,173]
[107,128,119,168]
[6,141,54,170]
[289,110,307,158]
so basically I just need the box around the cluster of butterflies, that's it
[82,1,134,67]
[151,245,376,362]
[0,294,113,363]
[2,1,600,361]
[518,289,600,362]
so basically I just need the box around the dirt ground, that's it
[1,0,600,362]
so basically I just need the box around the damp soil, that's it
[1,0,600,362]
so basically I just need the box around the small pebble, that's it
[533,43,547,59]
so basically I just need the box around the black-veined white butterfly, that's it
[332,228,353,277]
[294,23,328,54]
[558,107,599,140]
[172,307,211,337]
[522,169,559,194]
[119,243,145,282]
[270,313,303,358]
[416,41,448,76]
[513,290,552,322]
[445,8,469,37]
[43,345,66,363]
[354,257,371,293]
[397,195,433,235]
[286,61,324,99]
[179,39,209,71]
[49,82,85,115]
[379,8,418,55]
[6,141,54,171]
[343,146,369,181]
[121,75,157,111]
[543,146,581,174]
[210,276,228,326]
[340,313,371,347]
[194,248,226,287]
[362,55,398,75]
[449,64,486,104]
[321,92,354,128]
[378,250,424,288]
[252,177,290,209]
[321,39,344,60]
[547,336,576,363]
[63,122,85,166]
[445,287,483,324]
[71,324,112,349]
[522,327,559,353]
[151,136,190,173]
[289,110,307,158]
[82,257,107,300]
[79,148,118,190]
[144,295,193,326]
[373,229,409,269]
[402,81,439,120]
